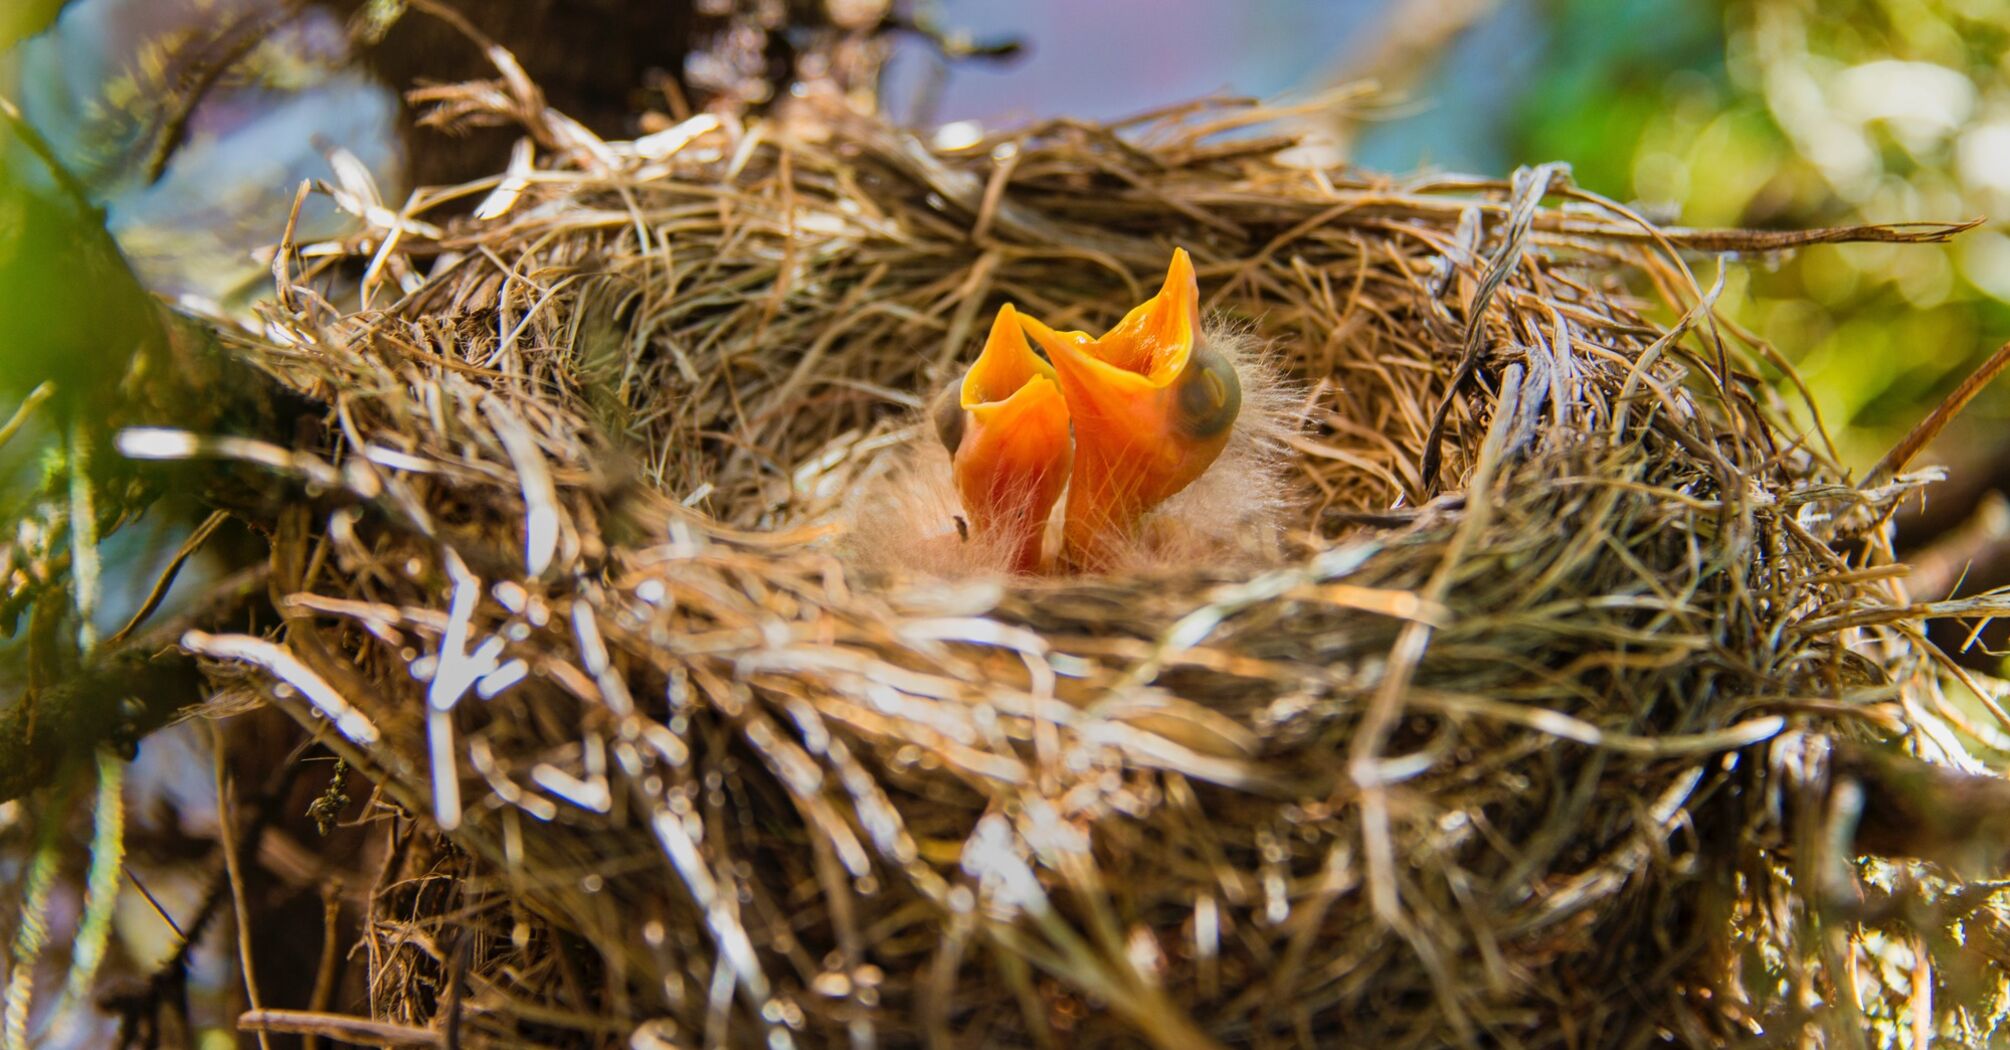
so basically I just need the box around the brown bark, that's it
[323,0,699,187]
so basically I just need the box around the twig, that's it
[123,866,187,941]
[238,1009,443,1047]
[302,879,344,1050]
[1417,163,1565,490]
[211,723,274,1050]
[0,383,54,454]
[0,648,205,804]
[442,927,468,1050]
[1641,216,1981,253]
[67,418,101,652]
[144,3,307,185]
[58,752,126,1009]
[0,93,97,215]
[106,509,230,647]
[273,181,311,315]
[1863,338,2010,488]
[2,820,63,1050]
[107,743,307,1044]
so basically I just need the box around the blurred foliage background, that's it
[1357,0,2010,474]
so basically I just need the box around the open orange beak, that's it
[933,303,1073,574]
[1018,249,1241,569]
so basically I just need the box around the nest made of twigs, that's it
[146,82,2010,1048]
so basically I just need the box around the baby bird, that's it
[1017,248,1241,571]
[844,248,1291,579]
[930,304,1072,573]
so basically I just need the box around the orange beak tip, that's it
[1161,249,1201,335]
[964,302,1058,410]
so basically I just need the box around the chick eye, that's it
[931,388,967,454]
[1174,342,1241,440]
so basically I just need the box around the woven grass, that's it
[134,76,2010,1048]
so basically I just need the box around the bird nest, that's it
[145,83,2010,1047]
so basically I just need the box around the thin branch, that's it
[1864,338,2010,488]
